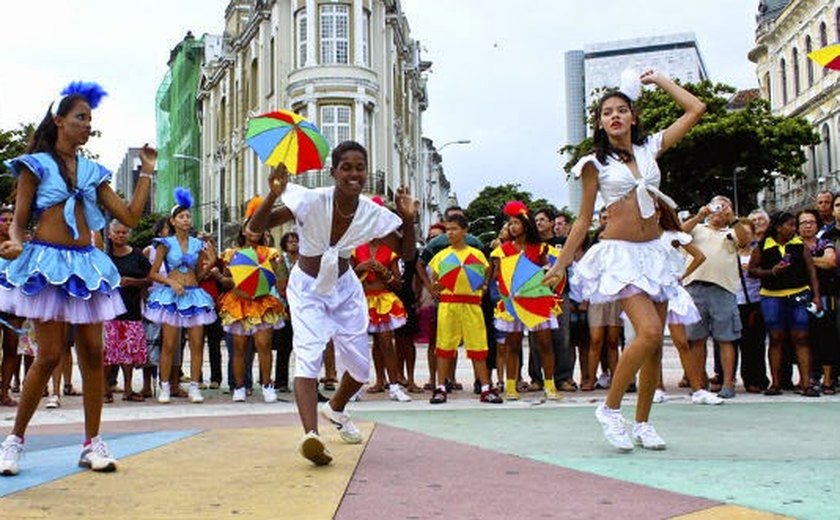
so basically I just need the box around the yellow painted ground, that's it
[0,424,372,519]
[674,505,794,520]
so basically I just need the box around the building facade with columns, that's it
[749,0,840,212]
[196,0,438,245]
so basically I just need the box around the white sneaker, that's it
[595,373,611,389]
[158,382,171,404]
[232,387,246,402]
[46,395,61,409]
[691,389,724,405]
[594,403,634,452]
[188,384,204,403]
[388,384,412,402]
[262,385,278,403]
[298,431,333,466]
[78,437,117,472]
[632,422,667,450]
[0,435,24,476]
[319,403,363,444]
[652,389,668,404]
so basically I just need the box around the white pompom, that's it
[619,68,642,101]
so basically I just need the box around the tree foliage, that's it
[0,124,34,204]
[561,81,820,214]
[464,183,558,243]
[128,212,166,250]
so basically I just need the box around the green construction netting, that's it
[155,34,204,227]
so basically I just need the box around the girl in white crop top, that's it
[545,69,706,452]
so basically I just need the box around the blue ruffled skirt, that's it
[144,285,217,328]
[0,240,126,323]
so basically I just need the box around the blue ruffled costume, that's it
[143,236,217,327]
[0,153,125,323]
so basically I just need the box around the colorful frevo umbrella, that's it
[228,247,277,298]
[808,43,840,71]
[245,110,331,174]
[436,252,486,293]
[496,250,562,329]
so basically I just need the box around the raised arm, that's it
[99,145,156,228]
[248,165,294,235]
[381,186,417,261]
[640,71,706,154]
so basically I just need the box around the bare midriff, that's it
[298,254,350,279]
[599,188,661,243]
[33,203,95,247]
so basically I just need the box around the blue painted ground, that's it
[0,430,200,497]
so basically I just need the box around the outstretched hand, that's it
[0,240,23,260]
[269,164,289,197]
[542,263,566,289]
[394,186,416,220]
[639,69,662,86]
[138,144,158,173]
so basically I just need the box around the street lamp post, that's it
[437,139,471,152]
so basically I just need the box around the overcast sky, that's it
[0,0,759,209]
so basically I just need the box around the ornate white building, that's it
[749,0,840,211]
[196,0,437,244]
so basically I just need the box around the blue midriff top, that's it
[152,236,204,274]
[4,153,111,240]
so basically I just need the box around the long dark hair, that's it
[591,91,647,165]
[510,213,541,245]
[27,94,89,192]
[658,203,682,233]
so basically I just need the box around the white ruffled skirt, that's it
[572,238,684,305]
[666,285,701,325]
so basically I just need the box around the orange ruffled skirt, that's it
[218,292,286,335]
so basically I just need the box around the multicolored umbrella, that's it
[436,252,486,293]
[808,43,840,71]
[228,247,277,298]
[496,251,561,329]
[245,110,331,174]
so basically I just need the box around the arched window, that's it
[823,124,833,175]
[836,8,840,41]
[821,21,828,46]
[792,47,800,96]
[763,72,772,104]
[805,35,814,87]
[780,58,788,105]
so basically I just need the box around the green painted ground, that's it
[357,402,840,520]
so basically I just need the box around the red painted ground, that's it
[336,424,719,520]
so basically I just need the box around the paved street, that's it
[1,340,838,519]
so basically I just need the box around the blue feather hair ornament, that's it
[60,81,108,109]
[172,186,193,216]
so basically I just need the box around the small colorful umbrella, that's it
[497,252,561,329]
[245,110,331,174]
[808,43,840,71]
[436,252,486,293]
[228,247,277,298]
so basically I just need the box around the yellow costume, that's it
[218,245,286,335]
[428,245,489,360]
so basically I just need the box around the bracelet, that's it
[139,172,153,179]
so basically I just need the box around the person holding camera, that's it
[748,211,821,397]
[681,195,747,399]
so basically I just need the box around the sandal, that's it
[580,383,595,392]
[821,384,836,396]
[63,384,80,396]
[123,391,146,402]
[141,389,154,398]
[0,395,18,406]
[763,386,782,396]
[558,380,578,392]
[802,386,821,398]
[422,382,435,391]
[103,393,114,403]
[406,383,424,394]
[366,384,385,394]
[323,381,336,391]
[172,387,189,398]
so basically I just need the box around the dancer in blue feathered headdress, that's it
[0,80,158,477]
[145,184,218,406]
